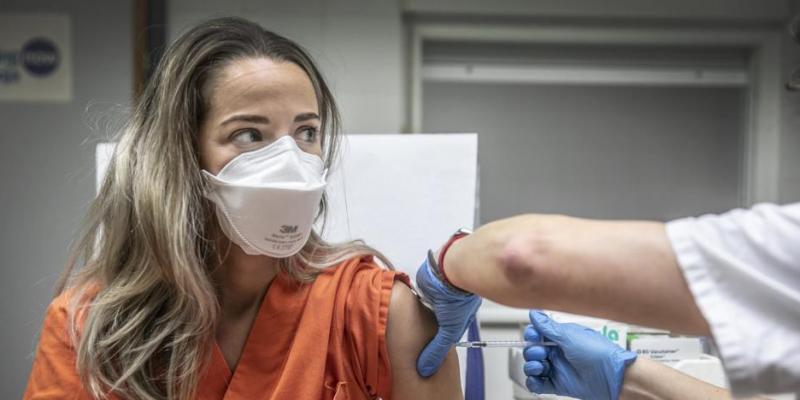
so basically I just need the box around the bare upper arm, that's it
[386,281,463,400]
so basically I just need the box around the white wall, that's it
[424,83,747,222]
[169,0,405,134]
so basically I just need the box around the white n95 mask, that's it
[202,136,327,258]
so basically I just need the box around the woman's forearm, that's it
[445,214,710,335]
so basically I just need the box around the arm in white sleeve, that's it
[666,203,800,396]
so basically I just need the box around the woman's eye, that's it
[231,129,264,146]
[296,126,319,143]
[295,126,319,143]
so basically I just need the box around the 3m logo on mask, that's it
[280,225,299,234]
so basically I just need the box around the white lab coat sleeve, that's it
[665,203,800,397]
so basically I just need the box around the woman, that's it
[24,17,461,400]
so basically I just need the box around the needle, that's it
[455,340,558,348]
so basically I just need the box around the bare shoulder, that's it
[387,281,463,400]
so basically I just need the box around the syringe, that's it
[456,340,558,348]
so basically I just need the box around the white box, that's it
[630,336,704,365]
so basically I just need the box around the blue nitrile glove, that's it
[523,310,637,400]
[415,252,482,377]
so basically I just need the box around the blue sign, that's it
[21,37,59,77]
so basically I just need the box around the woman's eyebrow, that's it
[220,114,270,127]
[294,112,320,123]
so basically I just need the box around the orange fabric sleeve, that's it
[344,261,411,399]
[24,294,94,400]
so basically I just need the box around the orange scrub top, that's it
[24,256,410,400]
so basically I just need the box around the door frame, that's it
[408,22,783,205]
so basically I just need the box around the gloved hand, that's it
[415,252,482,377]
[523,310,637,400]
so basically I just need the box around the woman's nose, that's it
[272,130,292,141]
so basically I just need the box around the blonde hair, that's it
[57,17,391,400]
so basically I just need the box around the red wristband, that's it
[437,231,469,288]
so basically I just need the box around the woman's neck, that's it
[214,242,280,318]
